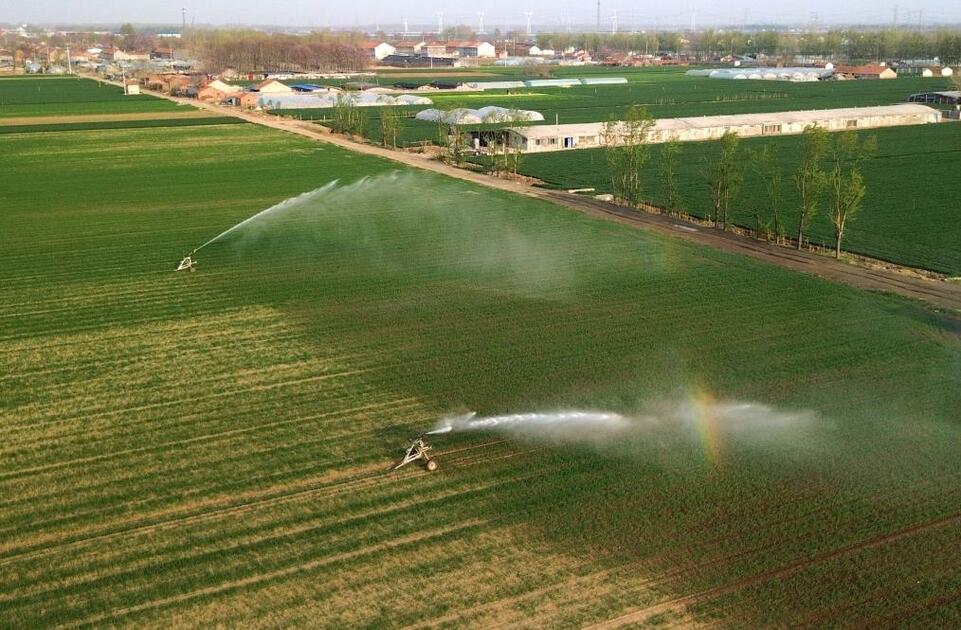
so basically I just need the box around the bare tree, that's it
[794,125,829,250]
[829,132,877,258]
[707,131,743,230]
[659,139,683,216]
[603,106,655,207]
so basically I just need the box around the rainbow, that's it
[691,388,724,467]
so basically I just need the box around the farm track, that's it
[141,86,961,315]
[0,110,219,126]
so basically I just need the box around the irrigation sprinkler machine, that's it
[176,252,197,272]
[394,436,439,472]
[392,412,473,473]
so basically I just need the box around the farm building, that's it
[834,64,897,79]
[197,79,240,103]
[908,91,961,107]
[504,104,941,153]
[360,41,396,61]
[920,67,954,78]
[392,40,427,55]
[450,41,496,58]
[254,79,293,94]
[290,83,327,92]
[381,54,456,68]
[422,42,450,57]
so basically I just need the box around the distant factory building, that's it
[505,104,941,153]
[834,63,898,80]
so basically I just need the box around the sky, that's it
[3,0,960,29]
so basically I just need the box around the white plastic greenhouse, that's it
[258,92,433,110]
[685,67,833,82]
[415,106,544,125]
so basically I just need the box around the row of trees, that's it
[605,106,877,258]
[191,30,369,73]
[537,28,961,63]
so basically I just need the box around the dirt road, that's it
[140,85,961,314]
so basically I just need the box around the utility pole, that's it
[892,4,898,28]
[524,11,533,36]
[596,0,601,33]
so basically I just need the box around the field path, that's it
[97,77,961,314]
[0,110,218,126]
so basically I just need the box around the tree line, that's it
[605,106,877,259]
[190,30,369,73]
[537,28,961,63]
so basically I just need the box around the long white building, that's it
[505,104,942,153]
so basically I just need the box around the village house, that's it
[449,41,496,58]
[359,41,396,61]
[422,42,450,57]
[197,79,241,103]
[834,63,897,79]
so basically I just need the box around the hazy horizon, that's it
[4,0,961,30]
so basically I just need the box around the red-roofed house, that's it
[359,41,396,60]
[835,64,897,80]
[198,79,241,103]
